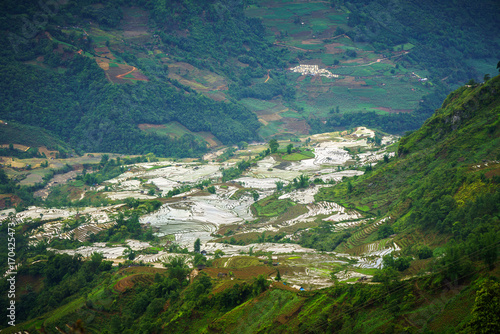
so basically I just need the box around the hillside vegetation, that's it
[1,0,499,156]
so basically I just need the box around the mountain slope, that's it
[316,75,500,259]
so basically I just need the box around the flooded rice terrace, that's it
[4,129,402,286]
[115,130,396,246]
[7,129,398,257]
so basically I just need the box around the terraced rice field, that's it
[336,219,385,252]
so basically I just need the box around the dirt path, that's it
[116,66,136,79]
[265,70,270,83]
[114,65,148,81]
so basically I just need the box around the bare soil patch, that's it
[336,76,366,86]
[114,273,155,292]
[317,26,338,39]
[341,58,366,64]
[199,132,221,148]
[0,194,21,209]
[105,63,148,83]
[310,76,322,84]
[203,91,227,101]
[290,31,311,39]
[301,39,322,45]
[168,62,197,73]
[203,266,275,280]
[259,113,283,122]
[94,46,115,59]
[138,124,166,130]
[282,118,310,135]
[97,61,109,70]
[324,43,344,54]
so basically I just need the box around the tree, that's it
[214,249,224,259]
[417,245,433,259]
[164,256,189,284]
[252,192,259,201]
[467,78,477,86]
[269,139,279,153]
[275,181,284,191]
[110,315,122,334]
[463,279,500,333]
[252,275,268,296]
[294,174,309,188]
[479,232,498,270]
[193,253,206,266]
[383,154,390,163]
[275,270,281,282]
[378,224,394,239]
[286,143,293,155]
[207,186,216,194]
[100,154,109,164]
[194,238,201,253]
[372,267,399,290]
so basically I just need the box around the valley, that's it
[2,127,398,291]
[0,1,499,333]
[1,75,497,334]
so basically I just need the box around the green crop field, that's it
[252,195,296,217]
[240,98,278,111]
[282,151,314,161]
[258,120,285,138]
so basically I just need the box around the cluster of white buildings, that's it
[290,64,339,78]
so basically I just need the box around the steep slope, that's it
[0,0,266,157]
[316,75,500,257]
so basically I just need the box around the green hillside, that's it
[2,76,499,334]
[1,0,499,155]
[0,121,69,151]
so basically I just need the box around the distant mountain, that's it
[1,0,499,156]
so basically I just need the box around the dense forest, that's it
[1,0,499,156]
[0,0,267,157]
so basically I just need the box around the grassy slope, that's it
[9,263,498,333]
[0,122,70,151]
[317,75,500,221]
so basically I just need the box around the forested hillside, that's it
[1,0,499,156]
[343,0,498,82]
[0,0,266,157]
